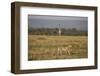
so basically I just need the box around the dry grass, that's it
[28,35,88,60]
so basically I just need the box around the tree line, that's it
[28,27,87,36]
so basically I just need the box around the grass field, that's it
[28,35,88,60]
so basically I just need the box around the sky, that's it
[28,15,88,31]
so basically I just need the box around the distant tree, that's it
[71,28,77,32]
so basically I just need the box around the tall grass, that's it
[28,35,88,60]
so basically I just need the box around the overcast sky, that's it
[28,15,88,31]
